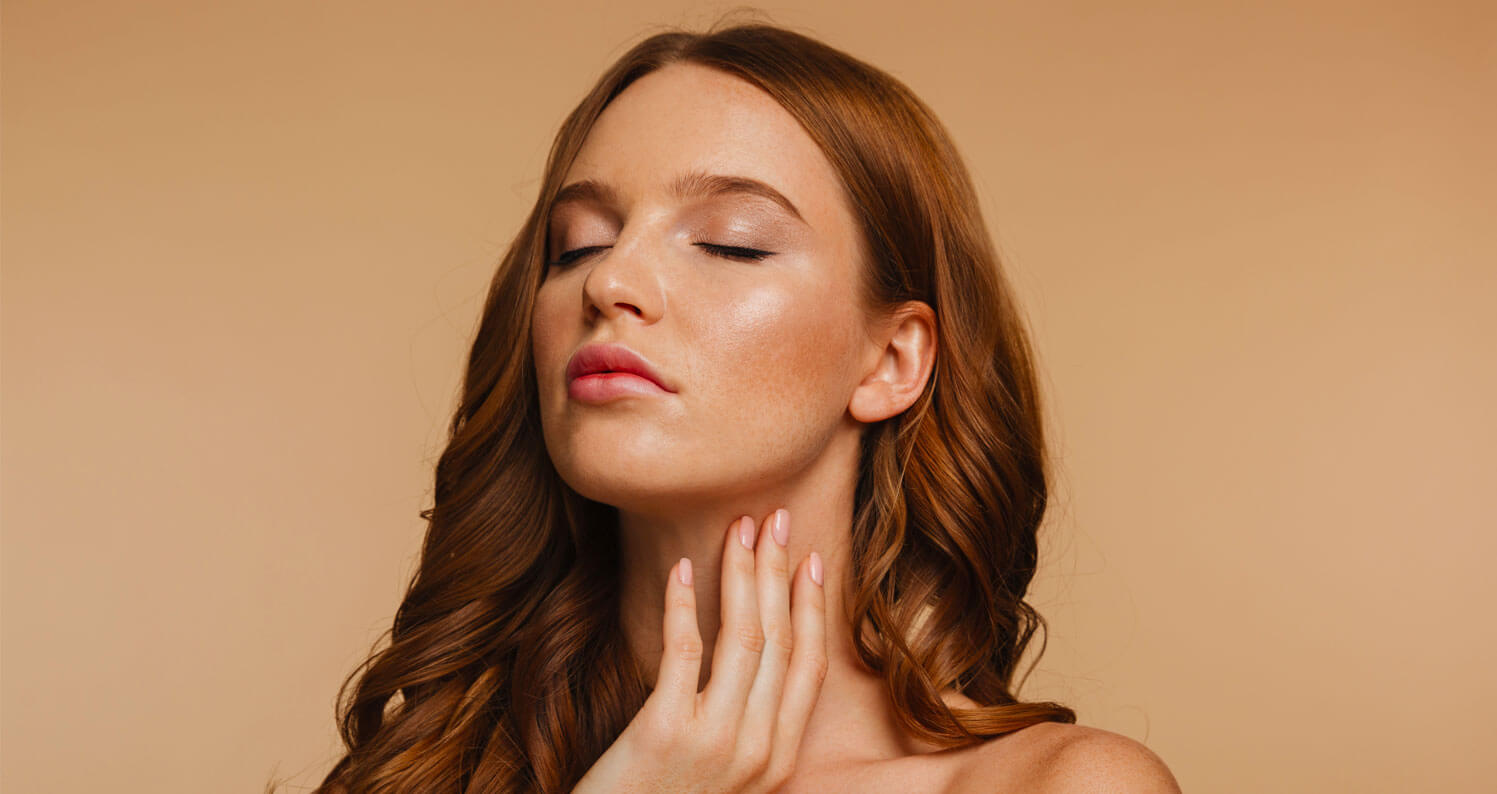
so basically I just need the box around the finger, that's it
[703,514,765,719]
[739,509,794,745]
[774,551,828,762]
[653,556,704,717]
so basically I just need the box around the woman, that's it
[311,20,1179,793]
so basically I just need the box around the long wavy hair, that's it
[301,18,1074,794]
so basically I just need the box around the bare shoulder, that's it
[949,722,1181,794]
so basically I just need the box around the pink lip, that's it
[565,342,674,402]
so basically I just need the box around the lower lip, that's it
[568,372,669,403]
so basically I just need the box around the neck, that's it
[616,432,858,690]
[613,426,936,766]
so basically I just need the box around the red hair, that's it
[293,18,1074,794]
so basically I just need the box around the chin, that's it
[554,449,739,516]
[551,435,667,496]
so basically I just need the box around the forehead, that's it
[561,62,850,229]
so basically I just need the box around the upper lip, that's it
[565,342,675,392]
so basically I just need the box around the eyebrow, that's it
[549,170,806,224]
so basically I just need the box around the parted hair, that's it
[298,18,1075,794]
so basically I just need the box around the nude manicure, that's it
[739,515,756,550]
[772,509,790,546]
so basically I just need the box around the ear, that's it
[849,301,937,423]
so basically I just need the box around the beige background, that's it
[3,1,1493,791]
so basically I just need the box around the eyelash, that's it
[546,243,774,268]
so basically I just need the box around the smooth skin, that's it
[533,62,1179,792]
[573,512,827,793]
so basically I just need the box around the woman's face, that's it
[531,62,874,513]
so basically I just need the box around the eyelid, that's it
[545,242,775,267]
[546,245,609,267]
[693,242,774,261]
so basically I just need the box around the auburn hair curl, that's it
[293,18,1075,794]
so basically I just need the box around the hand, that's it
[572,509,829,793]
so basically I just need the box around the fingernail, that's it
[772,509,790,546]
[738,515,756,550]
[809,551,824,585]
[678,557,692,586]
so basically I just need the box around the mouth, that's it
[565,342,675,395]
[567,371,668,403]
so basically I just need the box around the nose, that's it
[579,229,663,326]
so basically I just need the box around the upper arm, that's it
[1028,728,1181,794]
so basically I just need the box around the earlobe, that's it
[848,302,937,423]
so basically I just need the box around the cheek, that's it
[530,285,565,376]
[691,283,857,432]
[530,284,577,429]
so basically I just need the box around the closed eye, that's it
[694,243,774,261]
[545,243,775,268]
[547,245,609,267]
